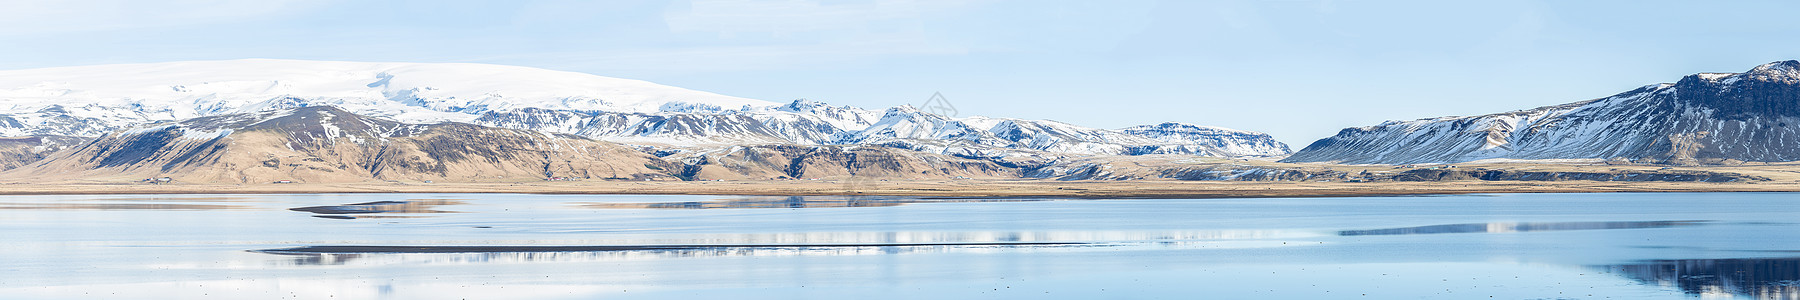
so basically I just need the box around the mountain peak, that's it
[774,98,833,113]
[886,105,922,114]
[1745,60,1800,83]
[785,98,827,108]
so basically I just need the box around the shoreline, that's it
[1,180,1795,198]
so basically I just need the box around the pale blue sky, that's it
[4,0,1800,146]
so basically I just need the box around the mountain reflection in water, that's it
[15,193,1800,299]
[262,243,1098,266]
[578,196,1051,209]
[1339,220,1708,236]
[0,203,250,210]
[0,196,258,210]
[289,199,467,219]
[1595,257,1800,300]
[251,229,1307,266]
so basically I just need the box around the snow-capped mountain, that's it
[475,101,1293,157]
[0,58,774,136]
[1283,60,1800,165]
[841,106,1290,157]
[470,99,877,145]
[1117,122,1290,157]
[0,59,1286,158]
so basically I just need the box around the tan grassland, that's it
[4,162,1800,198]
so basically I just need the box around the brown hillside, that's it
[0,107,675,184]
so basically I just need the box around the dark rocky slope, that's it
[1285,61,1800,165]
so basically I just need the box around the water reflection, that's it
[1595,257,1800,300]
[20,193,1800,299]
[577,196,1051,209]
[270,245,991,266]
[493,230,1310,246]
[310,215,428,220]
[259,242,1087,254]
[256,241,1294,267]
[85,196,256,202]
[259,243,1098,266]
[268,252,367,266]
[0,202,250,210]
[289,199,466,218]
[1339,220,1708,236]
[251,229,1310,266]
[0,195,263,210]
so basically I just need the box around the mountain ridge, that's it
[0,104,1763,184]
[1284,60,1800,165]
[0,59,1289,159]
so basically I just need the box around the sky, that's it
[4,0,1800,147]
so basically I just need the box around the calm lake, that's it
[3,192,1798,299]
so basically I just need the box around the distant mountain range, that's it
[5,58,1795,183]
[1284,60,1800,165]
[0,59,1287,158]
[0,59,1289,183]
